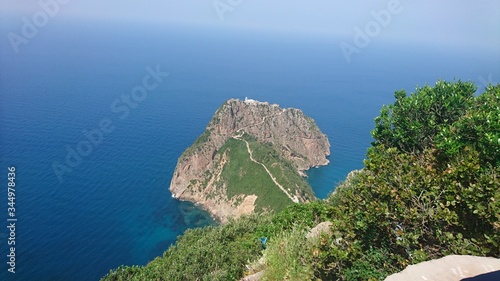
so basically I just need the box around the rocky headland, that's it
[169,98,330,222]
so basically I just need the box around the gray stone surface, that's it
[384,255,500,281]
[240,270,264,281]
[306,221,333,240]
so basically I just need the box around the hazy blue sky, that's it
[2,1,500,51]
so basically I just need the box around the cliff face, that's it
[170,99,330,222]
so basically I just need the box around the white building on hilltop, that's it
[244,97,258,104]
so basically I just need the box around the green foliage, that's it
[102,215,267,281]
[316,82,499,279]
[262,226,315,281]
[217,138,295,213]
[256,201,333,239]
[436,84,500,166]
[372,80,476,153]
[209,132,316,213]
[249,139,315,201]
[318,147,499,279]
[342,248,395,281]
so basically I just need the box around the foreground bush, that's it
[318,82,499,279]
[102,215,266,281]
[263,226,315,281]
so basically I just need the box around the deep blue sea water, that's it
[0,18,498,280]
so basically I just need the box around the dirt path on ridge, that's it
[233,134,299,203]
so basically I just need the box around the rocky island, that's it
[170,98,330,222]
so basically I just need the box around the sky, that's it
[1,0,500,51]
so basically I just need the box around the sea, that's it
[0,18,498,280]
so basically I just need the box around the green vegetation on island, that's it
[216,134,314,213]
[103,81,499,281]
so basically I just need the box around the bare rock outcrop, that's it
[384,255,500,281]
[306,221,333,241]
[169,98,330,222]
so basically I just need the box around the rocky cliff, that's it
[169,98,330,222]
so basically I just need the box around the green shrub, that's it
[436,84,500,166]
[372,80,476,153]
[316,81,499,279]
[256,201,333,239]
[262,226,315,281]
[343,248,395,281]
[102,215,268,281]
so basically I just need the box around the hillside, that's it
[103,81,499,281]
[170,98,330,222]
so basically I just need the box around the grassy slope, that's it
[248,139,315,201]
[215,134,314,213]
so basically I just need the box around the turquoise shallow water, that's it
[0,19,498,280]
